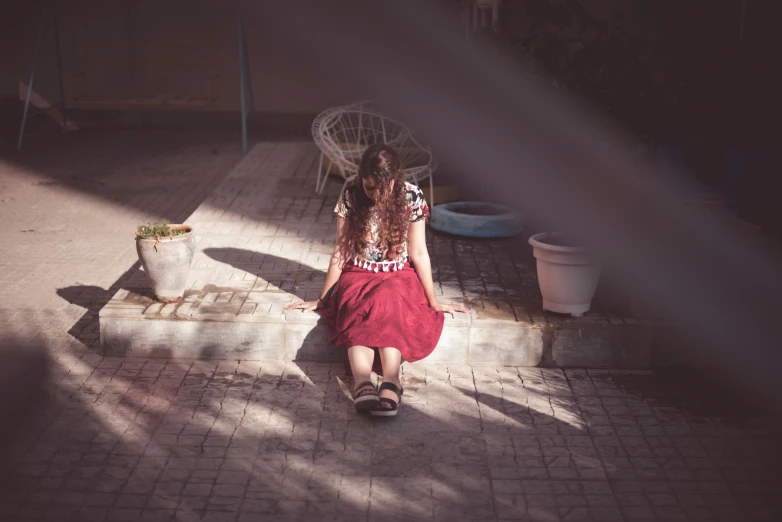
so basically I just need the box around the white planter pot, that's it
[528,232,601,317]
[136,224,195,303]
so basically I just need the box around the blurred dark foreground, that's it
[0,338,49,487]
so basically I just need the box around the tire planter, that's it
[528,232,601,317]
[429,202,522,238]
[136,224,196,303]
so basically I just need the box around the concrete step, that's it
[100,287,655,368]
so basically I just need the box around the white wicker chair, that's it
[312,104,437,204]
[311,104,348,195]
[313,101,376,194]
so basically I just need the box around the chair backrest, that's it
[313,106,436,183]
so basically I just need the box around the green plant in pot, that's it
[135,220,195,303]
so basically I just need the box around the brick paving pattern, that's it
[0,131,780,521]
[3,359,782,522]
[100,140,651,366]
[107,140,635,327]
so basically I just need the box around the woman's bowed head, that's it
[286,144,468,416]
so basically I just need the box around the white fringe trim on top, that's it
[352,256,407,273]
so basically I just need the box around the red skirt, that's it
[317,263,444,373]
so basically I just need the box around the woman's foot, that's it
[371,380,403,417]
[352,380,379,412]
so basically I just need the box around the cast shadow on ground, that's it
[0,334,620,521]
[5,337,779,521]
[56,247,342,364]
[56,262,150,351]
[203,247,385,371]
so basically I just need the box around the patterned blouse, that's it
[335,181,430,270]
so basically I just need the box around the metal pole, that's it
[18,0,49,150]
[242,19,255,123]
[237,9,248,155]
[52,0,67,130]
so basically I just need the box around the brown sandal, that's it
[371,381,403,417]
[352,381,379,412]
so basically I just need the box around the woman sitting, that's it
[286,144,468,416]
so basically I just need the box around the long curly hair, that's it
[339,144,409,263]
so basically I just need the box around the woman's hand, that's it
[432,302,470,315]
[285,301,320,312]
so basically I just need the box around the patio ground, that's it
[0,130,780,521]
[98,140,654,368]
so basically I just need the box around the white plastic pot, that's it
[136,224,195,303]
[528,232,601,317]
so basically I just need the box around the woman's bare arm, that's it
[407,220,469,314]
[407,220,438,306]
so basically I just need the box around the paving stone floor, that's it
[0,130,780,521]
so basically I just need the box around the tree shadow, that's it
[3,331,781,521]
[0,337,560,521]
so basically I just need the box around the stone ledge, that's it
[100,288,655,368]
[101,288,649,328]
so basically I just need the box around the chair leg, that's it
[317,157,332,195]
[315,152,324,194]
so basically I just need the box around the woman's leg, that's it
[347,345,376,393]
[377,347,402,410]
